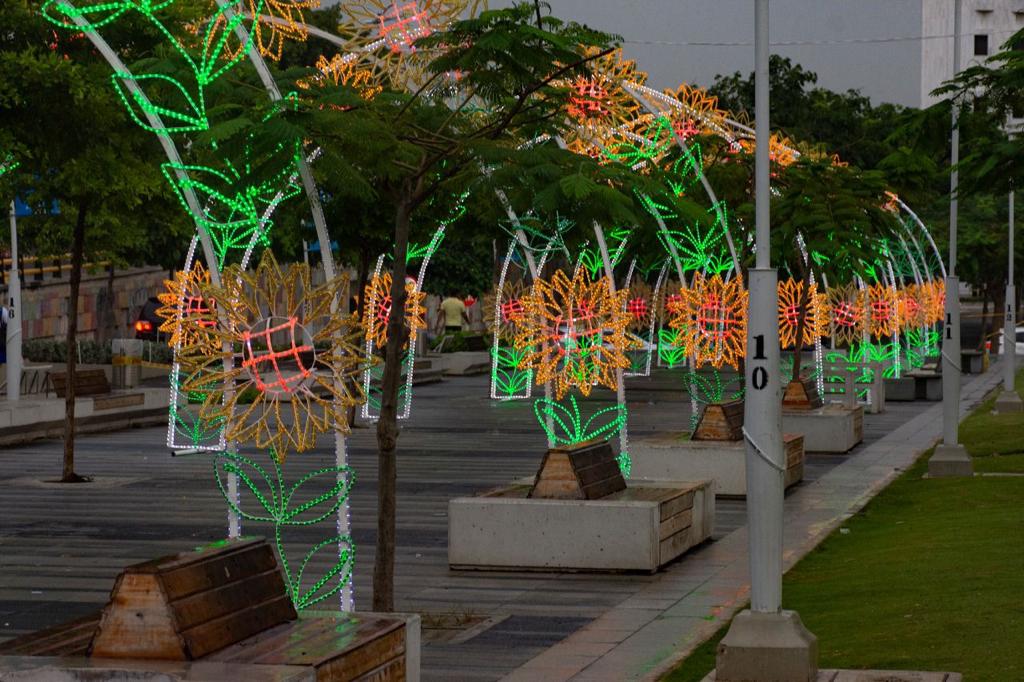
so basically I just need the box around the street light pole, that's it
[6,201,21,403]
[716,2,817,677]
[996,186,1021,412]
[930,0,974,476]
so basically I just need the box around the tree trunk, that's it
[62,201,88,483]
[372,199,413,612]
[978,294,990,351]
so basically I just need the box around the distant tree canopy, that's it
[707,53,1017,316]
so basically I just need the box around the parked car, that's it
[134,297,167,342]
[997,325,1024,355]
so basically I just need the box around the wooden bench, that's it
[0,538,412,681]
[50,369,111,398]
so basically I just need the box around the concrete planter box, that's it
[961,350,988,374]
[906,370,942,401]
[884,376,917,401]
[630,434,804,496]
[917,372,937,399]
[782,404,864,453]
[449,479,713,572]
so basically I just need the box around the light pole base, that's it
[716,609,818,682]
[994,390,1023,414]
[928,443,973,478]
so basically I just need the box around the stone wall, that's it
[0,263,169,342]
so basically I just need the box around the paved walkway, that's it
[0,365,1003,681]
[504,366,1006,682]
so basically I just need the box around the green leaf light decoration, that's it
[533,395,627,448]
[491,345,532,396]
[214,450,356,611]
[40,0,356,612]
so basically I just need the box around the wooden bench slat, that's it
[0,612,101,657]
[172,568,291,632]
[159,541,279,600]
[659,508,693,541]
[181,593,297,660]
[50,369,111,398]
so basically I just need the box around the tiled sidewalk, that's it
[503,367,1006,682]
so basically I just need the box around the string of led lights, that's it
[43,0,372,613]
[43,0,954,615]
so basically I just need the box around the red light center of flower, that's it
[783,304,801,327]
[834,302,859,328]
[501,298,524,323]
[627,297,648,320]
[674,118,700,140]
[568,78,610,121]
[698,296,737,340]
[377,0,433,54]
[242,317,314,397]
[184,295,216,328]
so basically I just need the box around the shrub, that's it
[24,338,112,364]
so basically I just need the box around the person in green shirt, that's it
[439,293,469,333]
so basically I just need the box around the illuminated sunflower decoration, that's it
[663,83,733,140]
[565,47,645,132]
[565,132,612,163]
[624,280,653,333]
[727,133,798,170]
[777,279,828,349]
[362,272,427,348]
[899,284,928,331]
[156,261,218,355]
[768,134,799,167]
[297,53,383,100]
[179,251,369,461]
[922,280,946,324]
[253,0,320,61]
[827,283,866,346]
[882,191,901,214]
[668,273,748,370]
[203,0,317,63]
[657,280,684,324]
[514,269,632,399]
[483,279,528,343]
[336,0,483,88]
[867,282,899,339]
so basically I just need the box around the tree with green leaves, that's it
[931,27,1024,344]
[276,3,688,610]
[935,28,1024,196]
[0,0,190,482]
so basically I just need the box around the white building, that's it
[491,1,1024,108]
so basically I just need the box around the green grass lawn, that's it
[960,368,1024,473]
[665,371,1024,682]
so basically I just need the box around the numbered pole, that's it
[1005,284,1017,391]
[941,281,962,446]
[929,0,973,475]
[744,271,783,612]
[1005,189,1016,395]
[996,187,1021,412]
[7,201,21,403]
[717,3,818,678]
